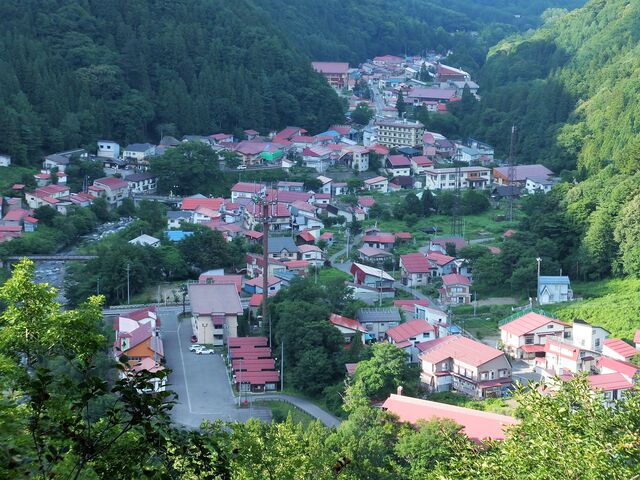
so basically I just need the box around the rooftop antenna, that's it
[507,125,517,222]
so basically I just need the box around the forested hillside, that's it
[0,0,344,165]
[252,0,585,67]
[455,0,640,172]
[454,0,640,281]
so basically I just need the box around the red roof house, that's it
[382,393,518,443]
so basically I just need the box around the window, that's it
[595,338,600,347]
[547,324,555,329]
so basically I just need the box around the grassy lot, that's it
[0,165,36,194]
[451,304,515,340]
[545,277,640,342]
[427,391,515,416]
[318,267,351,283]
[129,281,186,304]
[254,400,316,426]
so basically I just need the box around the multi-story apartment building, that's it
[375,119,424,148]
[419,335,512,398]
[188,283,243,347]
[423,166,491,190]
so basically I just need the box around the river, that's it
[32,217,134,305]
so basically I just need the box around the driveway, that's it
[511,359,542,385]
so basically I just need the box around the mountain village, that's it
[1,53,639,442]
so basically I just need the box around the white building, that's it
[97,140,120,159]
[375,119,425,148]
[525,177,557,194]
[423,166,491,190]
[123,143,156,161]
[0,154,11,167]
[538,276,573,305]
[572,319,609,353]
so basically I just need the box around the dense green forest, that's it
[0,0,344,165]
[453,0,640,171]
[253,0,585,68]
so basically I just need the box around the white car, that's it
[189,345,203,352]
[236,164,247,170]
[197,349,215,355]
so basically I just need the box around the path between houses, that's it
[253,393,341,427]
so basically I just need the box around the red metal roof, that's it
[198,274,243,293]
[234,371,279,385]
[231,182,266,193]
[363,233,396,244]
[357,196,375,207]
[441,274,471,286]
[249,293,263,308]
[426,251,455,267]
[400,253,430,274]
[395,232,412,240]
[298,230,315,242]
[387,320,434,343]
[228,337,268,348]
[419,335,504,367]
[387,155,411,167]
[181,196,224,211]
[499,312,568,337]
[588,373,633,391]
[597,356,640,378]
[345,363,359,376]
[519,344,546,354]
[94,176,128,190]
[232,359,276,371]
[330,313,366,332]
[382,394,518,443]
[603,338,637,359]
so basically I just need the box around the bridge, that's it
[5,255,98,263]
[132,194,183,204]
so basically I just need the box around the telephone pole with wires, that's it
[253,187,278,348]
[507,125,517,222]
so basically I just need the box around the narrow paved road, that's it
[255,394,341,428]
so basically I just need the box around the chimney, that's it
[397,385,403,396]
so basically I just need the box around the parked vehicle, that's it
[236,164,247,170]
[189,344,203,352]
[190,335,198,343]
[197,349,215,355]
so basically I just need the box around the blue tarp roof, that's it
[166,230,194,242]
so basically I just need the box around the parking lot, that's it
[160,307,268,427]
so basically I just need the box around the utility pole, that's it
[507,125,517,222]
[254,189,276,348]
[280,340,284,392]
[126,263,131,305]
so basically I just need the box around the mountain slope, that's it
[0,0,344,165]
[456,0,640,280]
[251,0,585,67]
[457,0,640,172]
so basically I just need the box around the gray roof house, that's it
[356,307,402,341]
[268,236,299,259]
